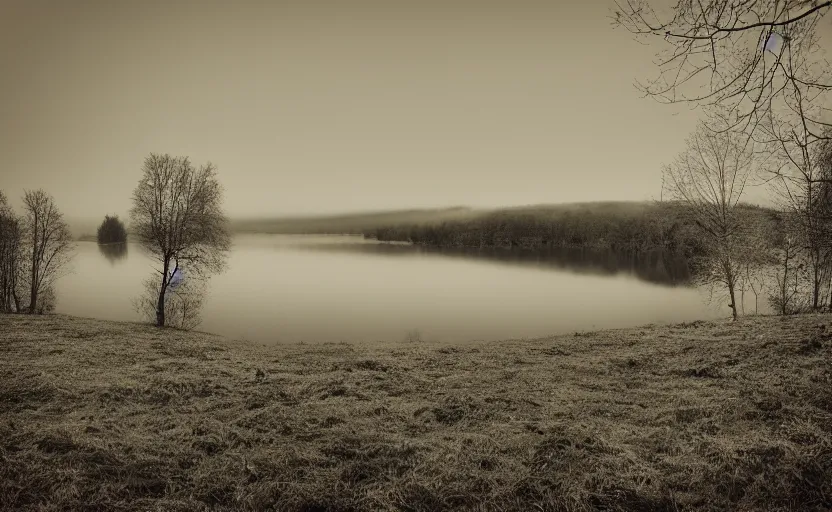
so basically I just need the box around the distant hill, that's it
[230,206,480,235]
[71,206,479,240]
[65,218,103,241]
[69,202,782,250]
[228,202,671,235]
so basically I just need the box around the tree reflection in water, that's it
[98,243,128,265]
[296,242,692,287]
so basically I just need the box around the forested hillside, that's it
[365,201,783,259]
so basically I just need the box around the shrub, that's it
[36,286,56,314]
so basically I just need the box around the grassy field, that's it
[1,313,831,511]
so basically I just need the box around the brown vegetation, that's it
[1,313,830,511]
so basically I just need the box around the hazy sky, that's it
[2,0,826,221]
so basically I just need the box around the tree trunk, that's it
[726,262,738,321]
[29,285,38,315]
[780,245,791,315]
[828,275,832,312]
[29,246,38,314]
[156,258,169,327]
[0,272,6,312]
[29,211,39,314]
[740,282,745,315]
[812,260,820,310]
[727,282,738,321]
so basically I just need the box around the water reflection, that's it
[296,242,692,286]
[97,243,128,264]
[54,236,719,344]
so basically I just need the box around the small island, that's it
[97,215,128,245]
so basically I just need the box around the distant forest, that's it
[230,201,784,278]
[364,202,781,258]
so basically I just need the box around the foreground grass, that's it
[1,314,831,511]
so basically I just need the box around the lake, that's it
[54,234,731,344]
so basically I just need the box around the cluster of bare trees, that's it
[0,189,74,314]
[615,0,832,319]
[657,120,832,318]
[661,122,757,320]
[763,125,832,313]
[1,154,230,331]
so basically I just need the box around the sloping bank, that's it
[1,313,830,511]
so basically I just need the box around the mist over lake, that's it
[54,234,729,344]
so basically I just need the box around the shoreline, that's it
[2,312,831,511]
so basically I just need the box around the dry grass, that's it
[1,313,831,511]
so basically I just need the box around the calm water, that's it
[54,235,728,344]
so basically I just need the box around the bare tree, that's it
[0,191,23,312]
[663,121,756,320]
[20,190,74,314]
[129,153,230,328]
[612,0,832,139]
